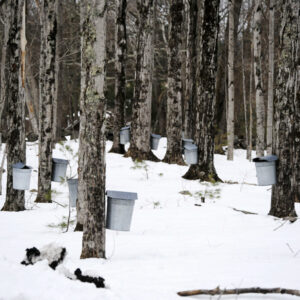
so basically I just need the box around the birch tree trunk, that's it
[163,0,185,165]
[226,0,235,161]
[125,0,158,161]
[269,0,298,218]
[110,0,126,154]
[80,0,107,259]
[1,0,26,212]
[183,0,221,181]
[266,0,275,155]
[183,0,197,139]
[35,0,57,203]
[253,0,265,157]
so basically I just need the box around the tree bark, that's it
[1,0,26,212]
[226,0,235,161]
[125,0,159,162]
[253,0,265,157]
[248,37,254,161]
[182,0,221,181]
[109,0,127,154]
[266,0,275,155]
[269,0,298,218]
[183,0,197,139]
[35,0,57,203]
[162,0,185,165]
[80,0,107,259]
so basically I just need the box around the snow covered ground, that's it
[0,138,299,300]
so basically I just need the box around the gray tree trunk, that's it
[253,0,265,157]
[163,0,185,165]
[1,0,26,212]
[183,0,221,181]
[80,0,107,259]
[109,0,127,154]
[269,0,298,218]
[227,0,235,161]
[35,0,57,203]
[266,0,275,155]
[125,0,158,162]
[183,0,197,139]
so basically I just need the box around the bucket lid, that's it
[184,144,198,151]
[52,158,69,165]
[106,190,138,200]
[253,155,278,162]
[12,162,32,169]
[182,138,194,143]
[151,133,161,139]
[120,126,130,131]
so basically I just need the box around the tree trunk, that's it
[266,0,275,155]
[253,0,265,157]
[226,0,235,161]
[183,0,221,181]
[109,0,127,154]
[35,0,57,203]
[80,0,107,259]
[162,0,185,165]
[125,0,158,162]
[183,0,197,139]
[1,0,26,212]
[269,0,298,218]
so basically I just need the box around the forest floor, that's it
[0,138,300,300]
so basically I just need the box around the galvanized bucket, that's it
[12,162,33,190]
[253,155,278,186]
[67,178,78,207]
[106,190,138,231]
[182,138,194,154]
[120,126,130,145]
[151,133,161,150]
[52,158,69,182]
[184,144,198,165]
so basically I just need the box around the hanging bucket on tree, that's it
[150,133,161,150]
[184,144,198,165]
[12,162,33,190]
[182,138,194,154]
[106,190,138,231]
[253,155,278,186]
[67,178,78,207]
[120,126,130,145]
[52,158,69,182]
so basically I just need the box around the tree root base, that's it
[124,148,160,162]
[182,164,222,182]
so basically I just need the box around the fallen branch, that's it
[231,207,257,215]
[178,286,300,297]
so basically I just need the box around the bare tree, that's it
[269,0,298,218]
[125,0,159,161]
[79,0,107,259]
[35,0,57,203]
[266,0,275,155]
[163,0,185,165]
[1,0,26,211]
[183,0,221,181]
[227,0,235,160]
[110,0,127,154]
[253,0,265,157]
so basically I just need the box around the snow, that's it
[0,138,300,300]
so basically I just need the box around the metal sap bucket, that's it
[151,133,161,150]
[12,162,33,190]
[52,158,69,182]
[120,126,130,145]
[106,190,138,231]
[182,138,194,154]
[253,155,278,186]
[184,144,198,165]
[67,178,78,207]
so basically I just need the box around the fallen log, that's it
[178,286,300,297]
